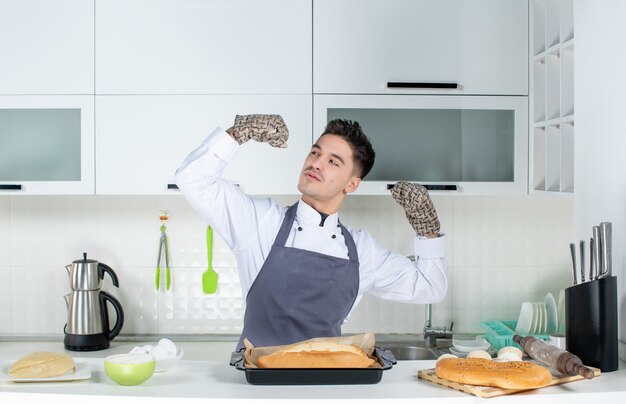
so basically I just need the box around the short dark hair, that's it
[321,119,375,179]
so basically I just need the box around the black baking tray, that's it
[229,346,397,385]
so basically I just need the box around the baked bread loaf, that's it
[9,352,76,378]
[435,357,552,389]
[257,340,376,368]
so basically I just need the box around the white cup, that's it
[549,334,566,349]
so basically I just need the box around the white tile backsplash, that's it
[0,198,10,267]
[0,266,12,333]
[10,265,67,334]
[0,194,573,336]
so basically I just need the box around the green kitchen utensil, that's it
[156,211,171,291]
[202,225,218,294]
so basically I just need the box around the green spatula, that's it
[202,225,218,294]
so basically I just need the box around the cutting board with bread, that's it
[419,335,600,398]
[418,363,600,398]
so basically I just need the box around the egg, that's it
[497,346,524,359]
[467,350,492,360]
[436,353,458,363]
[129,346,148,355]
[497,351,523,362]
[149,345,169,360]
[158,338,178,355]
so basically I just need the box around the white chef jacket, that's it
[175,128,448,317]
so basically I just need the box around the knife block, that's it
[564,276,618,372]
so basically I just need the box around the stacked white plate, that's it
[557,289,566,334]
[515,294,558,335]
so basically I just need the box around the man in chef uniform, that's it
[175,115,447,350]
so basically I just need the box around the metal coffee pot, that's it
[66,252,119,290]
[63,253,124,351]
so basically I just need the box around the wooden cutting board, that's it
[418,366,601,398]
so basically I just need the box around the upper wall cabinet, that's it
[530,0,574,195]
[313,0,528,95]
[96,95,311,195]
[95,0,312,94]
[0,96,95,195]
[0,0,94,95]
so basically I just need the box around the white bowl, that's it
[154,347,184,373]
[452,336,491,353]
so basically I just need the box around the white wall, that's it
[574,1,626,358]
[0,194,572,338]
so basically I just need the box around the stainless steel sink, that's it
[380,341,446,361]
[384,345,438,360]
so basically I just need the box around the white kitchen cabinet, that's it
[0,0,94,95]
[96,95,312,195]
[313,0,528,95]
[314,95,528,195]
[0,96,95,195]
[95,0,312,95]
[530,0,574,194]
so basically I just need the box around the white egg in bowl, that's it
[128,339,184,373]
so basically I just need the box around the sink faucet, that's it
[423,303,454,348]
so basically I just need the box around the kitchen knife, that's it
[589,237,595,281]
[579,240,585,283]
[598,222,612,278]
[593,225,601,280]
[569,242,578,285]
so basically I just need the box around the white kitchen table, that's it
[1,339,625,403]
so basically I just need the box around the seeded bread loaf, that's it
[435,357,552,389]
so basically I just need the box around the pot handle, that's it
[99,263,120,287]
[100,291,124,340]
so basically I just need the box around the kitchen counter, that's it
[1,339,626,403]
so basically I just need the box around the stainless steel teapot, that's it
[65,252,119,290]
[63,253,124,351]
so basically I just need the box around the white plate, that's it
[155,347,184,372]
[557,289,566,334]
[529,303,539,334]
[452,337,490,353]
[537,302,548,334]
[0,359,91,383]
[515,302,534,334]
[545,293,558,334]
[449,346,496,358]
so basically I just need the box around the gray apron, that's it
[236,202,359,350]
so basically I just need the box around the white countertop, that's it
[1,339,626,403]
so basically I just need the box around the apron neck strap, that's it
[274,201,359,263]
[273,202,299,247]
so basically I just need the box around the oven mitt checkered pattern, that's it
[390,181,440,237]
[232,114,289,148]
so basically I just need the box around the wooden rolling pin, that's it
[513,335,595,379]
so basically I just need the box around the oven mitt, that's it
[390,181,440,237]
[232,114,289,148]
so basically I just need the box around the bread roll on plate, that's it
[257,340,376,368]
[9,352,76,378]
[435,357,552,389]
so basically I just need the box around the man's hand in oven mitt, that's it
[390,181,440,238]
[228,114,289,148]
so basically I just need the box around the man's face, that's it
[297,134,361,208]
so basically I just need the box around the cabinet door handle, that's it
[170,183,239,190]
[387,183,458,191]
[0,184,22,190]
[387,82,458,89]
